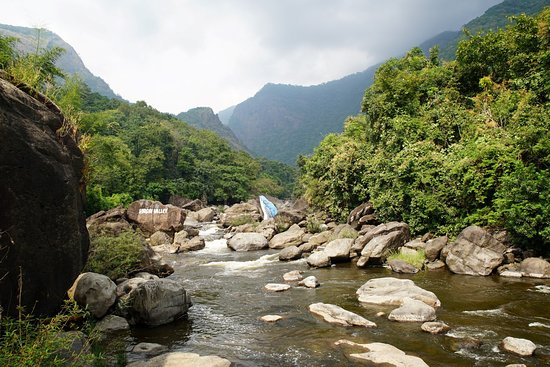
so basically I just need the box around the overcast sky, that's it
[1,0,502,114]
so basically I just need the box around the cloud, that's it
[0,0,502,113]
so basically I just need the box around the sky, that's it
[1,0,502,114]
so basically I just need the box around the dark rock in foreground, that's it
[0,75,89,316]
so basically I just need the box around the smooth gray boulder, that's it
[324,238,354,261]
[178,236,205,252]
[520,257,550,278]
[283,270,303,282]
[361,230,410,264]
[264,283,291,292]
[500,337,537,356]
[421,321,450,334]
[196,207,216,222]
[298,276,320,288]
[388,298,436,322]
[132,342,169,357]
[126,352,231,367]
[309,303,376,327]
[278,245,302,261]
[353,222,410,253]
[308,231,332,246]
[123,278,192,327]
[127,200,186,235]
[306,251,331,268]
[388,259,419,274]
[357,277,440,308]
[227,232,268,251]
[260,315,283,322]
[269,227,305,249]
[68,273,116,318]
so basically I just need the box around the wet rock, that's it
[116,277,149,297]
[179,236,205,252]
[196,207,216,222]
[264,283,291,292]
[298,276,320,288]
[149,231,172,246]
[500,270,523,278]
[269,226,306,249]
[520,257,550,278]
[388,298,436,322]
[388,259,419,274]
[261,315,283,322]
[424,236,448,261]
[505,364,527,367]
[127,200,186,235]
[283,270,303,282]
[356,256,369,268]
[444,225,506,276]
[336,340,429,367]
[123,278,192,327]
[68,273,116,318]
[132,342,168,357]
[357,277,441,308]
[421,321,450,334]
[227,233,268,251]
[500,336,537,356]
[425,260,446,271]
[126,352,231,367]
[94,315,130,333]
[0,76,89,317]
[306,251,331,268]
[448,337,483,351]
[324,238,354,261]
[55,331,90,365]
[309,303,376,327]
[278,246,302,261]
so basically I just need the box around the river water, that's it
[113,224,550,366]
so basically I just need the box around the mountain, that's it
[226,0,548,165]
[218,105,236,125]
[228,67,377,164]
[421,0,549,59]
[176,107,248,151]
[0,23,119,99]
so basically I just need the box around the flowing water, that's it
[110,224,550,366]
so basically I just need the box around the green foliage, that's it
[227,215,258,227]
[85,229,145,280]
[387,249,426,269]
[0,301,96,367]
[305,216,323,234]
[300,10,550,251]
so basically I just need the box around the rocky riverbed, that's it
[78,199,550,366]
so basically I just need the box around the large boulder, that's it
[309,303,376,328]
[424,236,448,261]
[499,337,537,356]
[347,202,376,229]
[126,352,231,367]
[278,245,302,261]
[356,277,440,308]
[227,233,268,251]
[520,257,550,278]
[221,201,262,227]
[68,273,116,318]
[196,207,216,222]
[123,278,192,327]
[0,77,89,316]
[127,200,186,235]
[324,238,354,261]
[306,251,331,268]
[87,207,131,236]
[269,226,306,249]
[353,222,410,253]
[388,297,436,322]
[444,225,507,276]
[360,230,410,264]
[388,259,419,274]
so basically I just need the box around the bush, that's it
[0,301,97,367]
[85,229,145,280]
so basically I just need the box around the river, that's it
[109,224,550,366]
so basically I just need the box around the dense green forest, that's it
[300,10,549,250]
[0,35,296,214]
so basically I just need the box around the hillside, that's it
[176,107,248,151]
[0,23,119,99]
[226,0,548,165]
[421,0,549,59]
[228,67,377,164]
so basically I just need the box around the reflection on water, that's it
[104,231,550,366]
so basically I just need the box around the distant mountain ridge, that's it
[176,107,248,151]
[225,0,548,165]
[0,23,119,99]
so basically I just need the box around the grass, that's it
[387,249,426,269]
[227,214,258,227]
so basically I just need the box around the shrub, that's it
[227,214,258,227]
[305,216,323,234]
[85,229,145,280]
